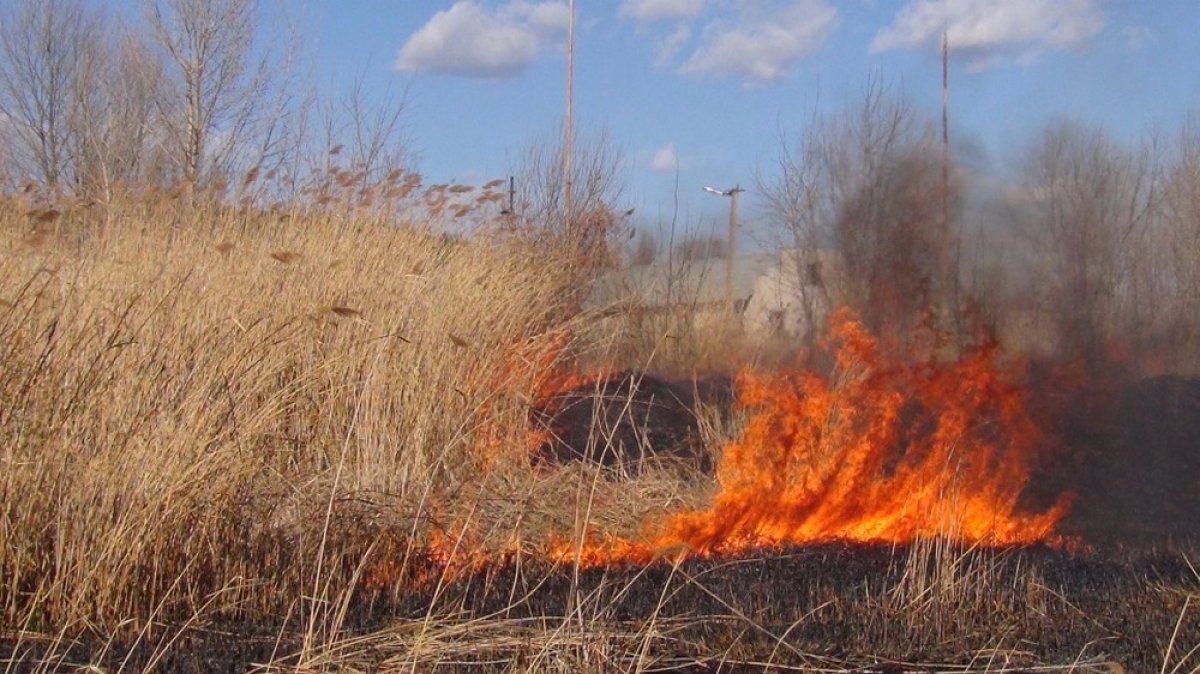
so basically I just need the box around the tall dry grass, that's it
[0,193,590,632]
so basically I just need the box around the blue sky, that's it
[293,0,1197,238]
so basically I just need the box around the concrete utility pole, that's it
[704,185,745,311]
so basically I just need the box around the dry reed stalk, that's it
[0,194,590,634]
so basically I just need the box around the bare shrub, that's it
[674,233,727,262]
[629,229,658,265]
[509,128,628,303]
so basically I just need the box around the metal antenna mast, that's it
[563,0,575,234]
[943,28,962,343]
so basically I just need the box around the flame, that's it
[472,327,612,466]
[373,309,1072,587]
[554,309,1071,566]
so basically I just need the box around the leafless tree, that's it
[834,142,959,336]
[0,0,99,188]
[760,80,959,341]
[512,127,626,276]
[1156,116,1200,367]
[145,0,299,185]
[1009,119,1161,368]
[71,25,169,197]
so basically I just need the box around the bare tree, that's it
[759,81,959,341]
[0,0,98,188]
[834,143,958,336]
[1155,116,1200,368]
[145,0,298,185]
[512,127,626,276]
[71,25,169,197]
[1009,119,1161,368]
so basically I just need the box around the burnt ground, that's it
[380,543,1200,671]
[530,370,732,475]
[6,544,1196,672]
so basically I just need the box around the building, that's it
[590,248,843,342]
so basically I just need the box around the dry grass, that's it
[0,193,602,631]
[1,194,1197,674]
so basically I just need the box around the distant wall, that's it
[743,249,843,342]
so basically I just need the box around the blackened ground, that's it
[1049,375,1200,544]
[385,543,1197,671]
[530,370,732,475]
[8,544,1194,673]
[1,624,295,674]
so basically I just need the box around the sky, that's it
[288,0,1199,239]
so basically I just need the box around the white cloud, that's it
[649,144,680,171]
[396,1,568,78]
[871,0,1105,69]
[680,0,838,83]
[619,0,705,23]
[1123,25,1153,50]
[655,24,691,68]
[514,0,570,34]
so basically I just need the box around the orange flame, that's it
[472,327,612,466]
[562,309,1071,565]
[376,309,1072,587]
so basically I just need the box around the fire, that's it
[373,309,1072,587]
[640,310,1071,556]
[472,327,611,466]
[551,309,1071,565]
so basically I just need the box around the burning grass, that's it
[1,195,1198,672]
[646,310,1069,554]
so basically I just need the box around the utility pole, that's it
[563,0,575,235]
[942,29,949,228]
[942,30,949,192]
[943,28,963,346]
[704,185,745,311]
